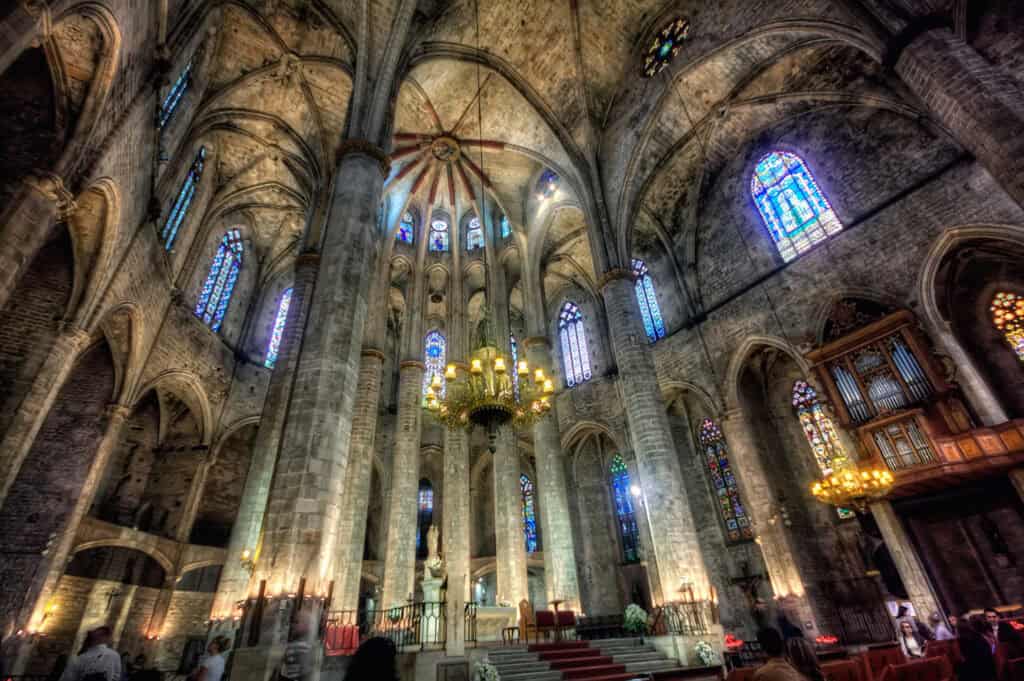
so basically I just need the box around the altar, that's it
[474,606,518,642]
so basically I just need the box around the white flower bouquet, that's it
[694,640,719,666]
[474,661,500,681]
[624,603,649,635]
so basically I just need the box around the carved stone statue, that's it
[426,525,444,578]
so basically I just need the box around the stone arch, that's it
[810,287,903,346]
[68,178,121,323]
[134,370,214,446]
[191,420,259,548]
[69,539,175,577]
[95,301,145,406]
[662,380,724,418]
[724,334,811,411]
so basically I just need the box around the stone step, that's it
[492,660,551,675]
[496,671,562,681]
[488,651,539,663]
[612,650,668,664]
[626,660,686,673]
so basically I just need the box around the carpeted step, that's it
[563,663,628,679]
[548,655,615,670]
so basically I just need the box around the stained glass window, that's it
[559,302,592,387]
[537,170,559,200]
[429,219,449,252]
[609,455,640,563]
[264,287,292,368]
[521,473,538,553]
[416,479,433,559]
[792,381,855,519]
[194,229,243,333]
[423,330,446,401]
[698,418,753,542]
[466,217,484,251]
[500,214,511,239]
[642,18,691,78]
[632,259,666,342]
[159,60,193,128]
[510,334,520,402]
[751,151,842,262]
[161,146,206,250]
[398,210,415,244]
[991,292,1024,361]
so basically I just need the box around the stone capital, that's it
[598,268,635,292]
[24,171,76,220]
[361,347,386,361]
[105,403,133,420]
[522,336,551,350]
[399,359,425,371]
[57,321,91,348]
[20,0,47,17]
[295,251,321,271]
[335,139,391,178]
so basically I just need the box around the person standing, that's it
[189,636,230,681]
[930,612,955,641]
[58,627,121,681]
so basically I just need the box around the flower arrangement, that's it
[474,661,500,681]
[694,640,719,666]
[624,603,649,635]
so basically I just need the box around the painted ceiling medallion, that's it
[643,17,691,78]
[431,135,461,163]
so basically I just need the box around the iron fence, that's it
[324,601,478,655]
[656,600,711,636]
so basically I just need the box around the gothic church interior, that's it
[2,0,1024,679]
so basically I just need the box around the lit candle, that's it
[431,373,442,389]
[543,379,554,394]
[446,364,457,380]
[494,357,507,373]
[518,360,529,374]
[534,369,545,383]
[471,359,483,374]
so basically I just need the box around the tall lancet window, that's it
[397,210,415,244]
[559,302,592,387]
[991,292,1024,361]
[466,217,484,251]
[751,151,842,262]
[510,334,520,401]
[521,473,538,553]
[423,330,447,400]
[264,287,293,368]
[159,60,193,128]
[609,454,640,563]
[161,146,206,250]
[698,418,752,542]
[195,229,243,333]
[416,479,433,559]
[632,258,666,342]
[429,218,449,252]
[793,381,855,519]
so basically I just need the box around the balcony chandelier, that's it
[810,464,894,513]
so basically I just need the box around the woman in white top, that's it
[898,619,927,658]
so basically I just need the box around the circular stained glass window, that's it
[643,18,691,78]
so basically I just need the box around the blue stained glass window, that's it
[500,214,511,238]
[632,259,666,342]
[609,455,640,563]
[423,330,446,401]
[510,334,520,402]
[398,211,415,244]
[537,170,559,200]
[559,302,592,387]
[429,219,449,252]
[161,146,206,250]
[264,287,293,368]
[521,474,538,553]
[751,151,842,262]
[416,479,433,558]
[699,419,753,542]
[466,217,484,251]
[195,229,243,333]
[159,60,193,129]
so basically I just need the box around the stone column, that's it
[0,173,73,315]
[380,361,425,610]
[895,28,1024,206]
[0,2,46,78]
[443,427,470,655]
[927,321,1007,426]
[719,410,814,619]
[0,324,91,506]
[601,272,709,601]
[251,146,387,599]
[493,428,529,607]
[211,253,320,620]
[332,349,385,612]
[523,337,580,610]
[869,501,942,619]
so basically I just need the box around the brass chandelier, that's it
[810,464,894,513]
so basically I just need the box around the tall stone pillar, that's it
[0,324,91,506]
[211,253,320,620]
[869,501,942,619]
[895,28,1024,206]
[926,321,1007,426]
[443,427,470,655]
[0,2,46,80]
[523,337,580,610]
[380,361,425,609]
[250,145,387,600]
[719,410,816,625]
[332,349,385,612]
[601,272,708,602]
[493,428,529,607]
[0,173,73,315]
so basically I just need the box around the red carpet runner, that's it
[528,641,636,681]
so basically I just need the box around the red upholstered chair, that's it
[878,657,952,681]
[1003,657,1024,681]
[860,646,906,681]
[924,640,962,668]
[556,610,576,639]
[725,666,758,681]
[534,609,558,643]
[822,659,868,681]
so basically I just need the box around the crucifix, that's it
[730,561,766,623]
[106,588,123,612]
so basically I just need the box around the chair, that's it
[518,599,557,644]
[822,659,868,681]
[924,640,961,668]
[1003,657,1024,681]
[860,645,906,681]
[877,657,952,681]
[535,609,558,643]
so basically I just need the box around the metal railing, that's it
[655,600,711,636]
[324,601,477,654]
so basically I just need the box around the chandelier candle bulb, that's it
[534,368,545,383]
[471,359,483,374]
[446,364,457,380]
[543,379,554,394]
[494,357,507,373]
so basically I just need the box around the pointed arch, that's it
[558,301,592,387]
[264,287,293,368]
[195,229,243,332]
[751,150,842,262]
[632,258,665,342]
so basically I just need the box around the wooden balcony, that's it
[883,419,1024,498]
